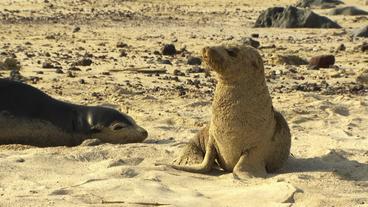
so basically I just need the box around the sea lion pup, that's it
[0,79,148,147]
[163,45,291,178]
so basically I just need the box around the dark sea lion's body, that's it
[0,79,148,147]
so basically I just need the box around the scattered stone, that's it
[69,66,81,71]
[161,44,177,56]
[293,82,322,92]
[255,6,341,28]
[116,42,128,48]
[173,69,185,76]
[67,71,75,78]
[309,55,335,69]
[176,85,187,96]
[241,37,260,48]
[55,68,63,74]
[251,33,260,38]
[25,52,36,58]
[295,0,344,9]
[74,58,93,66]
[119,50,128,57]
[357,69,368,85]
[160,59,172,65]
[42,61,59,69]
[73,26,80,33]
[186,67,205,73]
[0,58,20,70]
[9,70,25,82]
[361,42,368,52]
[15,158,25,163]
[187,56,202,65]
[277,55,308,65]
[337,44,346,51]
[79,79,86,84]
[329,6,368,15]
[353,25,368,38]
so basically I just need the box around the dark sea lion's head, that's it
[201,44,264,82]
[86,106,148,144]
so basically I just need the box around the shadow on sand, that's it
[280,149,368,181]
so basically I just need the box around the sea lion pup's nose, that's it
[138,127,148,138]
[202,47,209,59]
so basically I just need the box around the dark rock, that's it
[255,6,341,28]
[79,79,86,84]
[329,6,368,15]
[73,26,81,33]
[160,59,172,65]
[251,33,260,38]
[74,58,93,66]
[295,0,344,9]
[293,82,322,92]
[357,69,368,85]
[15,158,25,163]
[187,56,202,65]
[67,71,75,78]
[176,85,187,96]
[42,61,58,69]
[25,52,36,58]
[186,67,205,73]
[69,66,81,71]
[309,55,335,68]
[277,55,308,65]
[161,44,177,56]
[173,69,185,76]
[337,44,346,51]
[116,42,128,48]
[361,42,368,52]
[0,58,20,70]
[241,37,260,48]
[353,25,368,38]
[9,70,24,82]
[119,50,128,57]
[55,68,63,74]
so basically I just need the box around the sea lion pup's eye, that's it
[110,123,128,131]
[225,48,238,57]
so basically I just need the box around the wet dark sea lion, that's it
[0,79,148,147]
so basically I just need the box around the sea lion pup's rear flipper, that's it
[233,148,267,179]
[170,137,216,173]
[172,126,209,166]
[156,135,216,173]
[172,140,205,166]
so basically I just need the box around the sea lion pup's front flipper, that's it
[233,147,267,179]
[157,135,216,174]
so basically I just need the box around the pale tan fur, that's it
[166,44,291,178]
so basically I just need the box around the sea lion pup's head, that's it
[86,106,148,144]
[202,44,264,82]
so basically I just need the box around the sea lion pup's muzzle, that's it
[202,46,226,73]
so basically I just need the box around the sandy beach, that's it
[0,0,367,206]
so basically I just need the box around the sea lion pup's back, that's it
[0,79,148,147]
